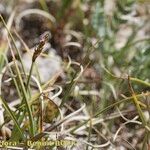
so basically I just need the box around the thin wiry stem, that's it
[103,66,150,87]
[0,15,26,77]
[70,92,150,133]
[8,40,35,137]
[127,76,147,126]
[26,61,34,91]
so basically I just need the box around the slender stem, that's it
[14,59,35,136]
[0,97,25,139]
[26,61,34,91]
[60,72,77,107]
[9,45,35,137]
[130,77,150,87]
[128,76,147,126]
[0,15,26,77]
[29,92,149,141]
[127,38,150,47]
[70,92,150,133]
[103,67,150,87]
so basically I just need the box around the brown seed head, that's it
[32,31,50,62]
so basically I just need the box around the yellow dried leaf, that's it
[43,97,59,123]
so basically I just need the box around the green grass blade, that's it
[0,15,26,77]
[13,59,35,137]
[0,96,24,139]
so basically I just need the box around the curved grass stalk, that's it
[113,116,141,142]
[17,71,62,110]
[0,15,26,77]
[127,38,150,48]
[0,54,22,99]
[15,9,56,30]
[31,104,86,141]
[103,66,150,87]
[70,92,150,133]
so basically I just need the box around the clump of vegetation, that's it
[0,0,150,149]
